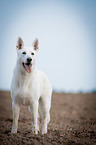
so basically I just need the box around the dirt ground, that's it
[0,91,96,145]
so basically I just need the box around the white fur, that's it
[11,37,52,134]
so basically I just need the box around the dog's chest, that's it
[15,79,33,105]
[15,79,40,106]
[12,69,41,105]
[15,88,31,105]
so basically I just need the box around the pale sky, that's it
[0,0,96,92]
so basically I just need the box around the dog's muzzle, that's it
[22,62,32,73]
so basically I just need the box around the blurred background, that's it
[0,0,96,93]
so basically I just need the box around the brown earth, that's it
[0,91,96,145]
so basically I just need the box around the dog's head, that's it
[16,37,39,73]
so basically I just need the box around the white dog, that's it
[11,37,52,134]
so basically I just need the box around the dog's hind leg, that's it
[11,102,20,133]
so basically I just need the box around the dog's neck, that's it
[15,61,37,90]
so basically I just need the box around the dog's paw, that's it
[11,128,17,133]
[32,129,38,134]
[42,129,47,134]
[32,127,39,134]
[42,125,47,134]
[42,131,47,134]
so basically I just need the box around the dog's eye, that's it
[22,52,26,55]
[31,52,34,55]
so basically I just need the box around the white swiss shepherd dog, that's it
[11,37,52,134]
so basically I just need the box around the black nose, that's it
[27,58,32,62]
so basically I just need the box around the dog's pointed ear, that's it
[33,38,39,50]
[16,37,24,50]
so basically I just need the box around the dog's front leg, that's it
[30,101,39,134]
[11,102,20,133]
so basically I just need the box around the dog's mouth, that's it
[22,62,32,73]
